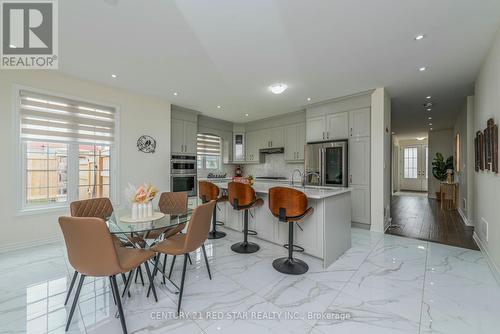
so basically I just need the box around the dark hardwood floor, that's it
[387,193,478,250]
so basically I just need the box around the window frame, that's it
[13,85,120,214]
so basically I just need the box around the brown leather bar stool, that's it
[228,182,263,254]
[199,181,227,239]
[268,187,314,275]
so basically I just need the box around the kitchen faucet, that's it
[290,169,303,187]
[303,171,320,187]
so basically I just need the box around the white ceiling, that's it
[59,0,500,136]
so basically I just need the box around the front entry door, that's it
[400,144,428,191]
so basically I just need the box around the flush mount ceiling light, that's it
[415,34,425,41]
[419,66,427,72]
[111,74,117,78]
[417,137,426,141]
[269,83,288,94]
[428,117,432,120]
[9,44,16,48]
[426,96,432,99]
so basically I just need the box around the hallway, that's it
[387,193,478,250]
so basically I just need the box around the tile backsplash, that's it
[197,153,304,179]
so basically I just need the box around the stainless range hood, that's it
[259,147,284,154]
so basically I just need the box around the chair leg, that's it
[201,244,212,280]
[168,255,177,279]
[144,261,158,302]
[177,254,188,315]
[187,253,193,265]
[151,255,160,282]
[120,273,131,298]
[138,265,145,286]
[64,271,78,306]
[110,276,128,334]
[121,269,135,299]
[66,274,85,331]
[162,254,167,285]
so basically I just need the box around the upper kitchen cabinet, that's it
[306,116,326,142]
[267,127,284,148]
[245,129,263,163]
[284,123,306,161]
[171,107,198,154]
[349,107,370,138]
[326,112,349,140]
[306,112,348,142]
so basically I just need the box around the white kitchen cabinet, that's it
[294,201,323,258]
[350,185,370,225]
[306,112,348,142]
[223,202,242,231]
[171,119,197,154]
[326,112,349,140]
[306,116,326,142]
[284,123,306,161]
[349,136,370,186]
[349,108,370,138]
[259,127,284,148]
[245,130,262,163]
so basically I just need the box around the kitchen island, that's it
[211,181,352,268]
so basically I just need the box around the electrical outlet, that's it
[481,217,489,242]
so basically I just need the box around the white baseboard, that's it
[0,235,62,254]
[458,208,472,226]
[473,232,500,285]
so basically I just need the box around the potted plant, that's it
[432,153,454,200]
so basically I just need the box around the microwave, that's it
[171,154,196,175]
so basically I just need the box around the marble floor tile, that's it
[1,228,500,334]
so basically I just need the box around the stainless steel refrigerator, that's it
[304,140,348,187]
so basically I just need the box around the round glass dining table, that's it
[106,208,193,294]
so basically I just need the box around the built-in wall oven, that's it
[171,155,197,196]
[305,140,348,187]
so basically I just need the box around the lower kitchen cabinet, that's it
[350,185,370,225]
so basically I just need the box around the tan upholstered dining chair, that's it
[59,216,157,334]
[150,200,216,314]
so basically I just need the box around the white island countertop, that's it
[210,180,351,199]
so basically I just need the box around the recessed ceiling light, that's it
[9,44,16,48]
[426,96,432,99]
[429,123,433,126]
[269,83,288,94]
[430,128,433,131]
[111,74,117,78]
[245,113,249,117]
[419,66,427,72]
[427,108,432,111]
[307,97,311,101]
[415,34,425,41]
[417,137,426,141]
[217,105,221,109]
[428,117,432,120]
[173,92,178,96]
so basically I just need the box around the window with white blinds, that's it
[16,89,117,211]
[197,133,221,170]
[19,90,115,145]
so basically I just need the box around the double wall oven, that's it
[170,154,197,197]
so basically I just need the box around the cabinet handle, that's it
[322,132,325,140]
[350,128,353,137]
[327,131,329,139]
[349,175,352,184]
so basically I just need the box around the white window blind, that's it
[19,90,115,145]
[197,133,221,156]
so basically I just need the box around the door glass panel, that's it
[404,147,418,179]
[324,147,343,185]
[424,146,428,179]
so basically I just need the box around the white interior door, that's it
[400,144,428,191]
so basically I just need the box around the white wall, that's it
[0,71,171,251]
[370,87,391,232]
[427,129,454,198]
[474,27,500,274]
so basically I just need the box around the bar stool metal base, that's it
[231,241,260,254]
[207,230,226,239]
[272,257,309,275]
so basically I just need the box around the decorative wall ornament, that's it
[475,118,498,174]
[137,135,157,153]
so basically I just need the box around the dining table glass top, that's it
[107,208,193,235]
